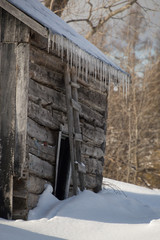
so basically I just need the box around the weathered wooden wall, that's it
[0,9,29,219]
[0,9,108,219]
[28,31,108,199]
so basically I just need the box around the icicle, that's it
[48,30,51,53]
[108,66,111,93]
[78,49,81,78]
[67,39,69,63]
[123,75,125,97]
[75,48,78,76]
[104,65,107,87]
[127,75,130,95]
[94,59,97,81]
[61,35,64,61]
[51,34,55,51]
[125,75,128,99]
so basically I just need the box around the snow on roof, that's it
[6,0,130,90]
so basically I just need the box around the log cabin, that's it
[0,0,129,220]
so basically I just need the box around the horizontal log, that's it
[13,177,27,199]
[28,153,54,180]
[82,123,105,146]
[27,174,48,194]
[27,118,57,146]
[75,162,86,174]
[81,144,104,159]
[78,84,107,114]
[29,62,64,92]
[28,193,39,210]
[27,135,56,164]
[80,104,106,128]
[30,30,49,50]
[29,70,107,128]
[85,174,102,191]
[29,78,67,113]
[30,45,64,73]
[83,157,103,175]
[0,8,29,42]
[28,101,62,130]
[12,209,28,220]
[78,75,107,94]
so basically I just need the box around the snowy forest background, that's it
[42,0,160,189]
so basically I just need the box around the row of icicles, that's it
[48,31,130,97]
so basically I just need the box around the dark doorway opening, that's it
[55,136,71,200]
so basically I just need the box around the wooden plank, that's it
[64,66,78,195]
[71,82,80,89]
[0,43,17,219]
[27,135,56,164]
[28,101,60,130]
[54,130,62,195]
[14,43,29,176]
[0,8,2,41]
[71,99,82,113]
[74,133,82,142]
[83,157,103,175]
[29,78,67,113]
[81,144,104,159]
[75,162,86,174]
[0,0,48,38]
[26,174,47,195]
[28,193,39,210]
[12,209,28,220]
[0,9,29,42]
[78,74,107,93]
[30,45,64,73]
[78,84,107,114]
[82,123,105,147]
[27,118,57,146]
[29,62,64,92]
[71,68,85,191]
[13,177,27,199]
[85,174,102,191]
[28,153,54,180]
[80,104,106,128]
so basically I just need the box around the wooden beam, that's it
[0,9,29,42]
[71,67,85,191]
[0,0,48,38]
[0,43,16,219]
[14,43,29,177]
[64,66,78,195]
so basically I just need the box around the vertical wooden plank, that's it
[54,130,62,195]
[0,43,17,219]
[0,9,29,43]
[71,68,85,191]
[64,66,78,196]
[0,8,2,42]
[14,43,29,176]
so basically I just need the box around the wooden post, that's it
[71,67,85,191]
[14,43,29,176]
[0,43,16,219]
[64,66,77,195]
[0,10,29,218]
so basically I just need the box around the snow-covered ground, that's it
[1,178,160,240]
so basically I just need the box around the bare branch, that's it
[85,0,138,39]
